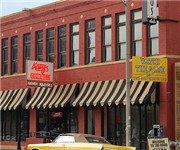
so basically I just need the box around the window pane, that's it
[3,39,8,46]
[118,14,126,23]
[89,48,95,63]
[135,41,142,56]
[59,26,66,36]
[134,10,142,20]
[73,51,79,65]
[25,45,30,57]
[61,54,66,66]
[120,43,126,59]
[87,32,95,48]
[134,23,142,40]
[3,49,8,61]
[12,47,18,60]
[12,37,18,45]
[104,17,111,26]
[47,40,54,53]
[73,35,79,50]
[119,26,126,42]
[151,38,159,55]
[59,37,66,52]
[150,23,159,38]
[105,46,112,61]
[72,24,79,33]
[105,29,111,45]
[87,20,95,30]
[87,107,95,134]
[48,55,54,62]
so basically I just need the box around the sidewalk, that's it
[0,146,25,150]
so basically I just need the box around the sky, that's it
[0,0,56,17]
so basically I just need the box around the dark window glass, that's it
[2,38,8,75]
[58,25,66,68]
[46,28,54,62]
[86,19,95,64]
[86,107,95,134]
[2,109,29,141]
[71,23,79,66]
[117,13,126,60]
[102,16,112,62]
[11,36,18,74]
[23,33,31,72]
[36,30,43,61]
[132,10,142,56]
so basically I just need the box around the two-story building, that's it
[1,0,180,149]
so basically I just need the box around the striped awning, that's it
[0,88,30,111]
[26,84,79,109]
[72,80,157,107]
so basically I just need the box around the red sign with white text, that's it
[26,60,54,83]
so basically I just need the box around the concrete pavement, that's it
[0,146,25,150]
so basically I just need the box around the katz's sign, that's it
[26,60,54,83]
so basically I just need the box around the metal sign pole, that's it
[125,0,131,146]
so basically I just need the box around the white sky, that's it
[0,0,56,17]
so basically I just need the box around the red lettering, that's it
[30,73,50,81]
[31,62,49,74]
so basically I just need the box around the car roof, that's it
[54,133,109,143]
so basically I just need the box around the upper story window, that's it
[58,25,66,68]
[11,36,18,74]
[36,30,43,61]
[132,10,142,56]
[102,16,112,62]
[71,23,79,66]
[148,8,159,56]
[23,33,31,72]
[117,13,126,60]
[2,38,8,75]
[46,28,54,63]
[86,19,95,64]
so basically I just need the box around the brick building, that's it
[1,0,180,149]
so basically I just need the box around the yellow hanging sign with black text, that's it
[132,56,168,82]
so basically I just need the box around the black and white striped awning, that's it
[72,80,157,107]
[26,84,79,109]
[0,88,30,111]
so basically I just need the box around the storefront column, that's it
[159,83,175,140]
[78,107,85,133]
[95,107,102,136]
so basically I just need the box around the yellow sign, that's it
[132,56,168,82]
[148,137,170,150]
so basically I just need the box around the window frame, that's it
[132,9,142,57]
[11,36,18,74]
[23,33,31,72]
[86,19,96,64]
[70,23,79,66]
[36,30,43,61]
[46,28,54,63]
[148,19,159,56]
[2,38,8,75]
[58,25,66,68]
[116,13,126,60]
[102,15,112,62]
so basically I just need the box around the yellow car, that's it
[27,133,136,150]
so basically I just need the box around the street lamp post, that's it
[125,0,131,146]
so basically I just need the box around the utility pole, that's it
[125,0,131,146]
